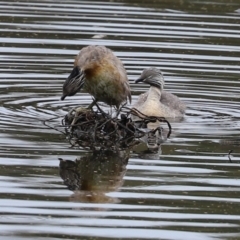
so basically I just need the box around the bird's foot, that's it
[87,99,108,116]
[87,100,96,110]
[115,102,127,118]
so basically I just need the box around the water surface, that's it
[0,0,240,239]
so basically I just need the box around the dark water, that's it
[1,0,240,239]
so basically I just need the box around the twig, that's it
[228,150,233,163]
[130,107,172,138]
[42,115,66,135]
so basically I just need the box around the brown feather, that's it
[71,45,131,108]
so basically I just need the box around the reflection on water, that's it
[59,149,129,203]
[0,0,240,239]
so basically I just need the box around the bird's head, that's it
[61,66,85,101]
[135,68,164,90]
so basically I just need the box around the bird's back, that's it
[133,88,185,120]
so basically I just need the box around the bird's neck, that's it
[147,86,162,101]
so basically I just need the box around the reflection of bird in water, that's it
[59,149,129,203]
[132,68,186,121]
[58,158,80,191]
[133,140,162,160]
[61,45,131,109]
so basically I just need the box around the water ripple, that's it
[1,0,240,239]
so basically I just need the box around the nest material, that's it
[62,104,171,150]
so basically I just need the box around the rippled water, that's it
[1,0,240,239]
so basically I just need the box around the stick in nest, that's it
[130,107,172,138]
[59,102,172,150]
[228,150,233,163]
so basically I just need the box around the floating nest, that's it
[61,104,172,150]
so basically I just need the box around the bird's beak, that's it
[60,66,82,101]
[135,78,144,83]
[61,94,67,101]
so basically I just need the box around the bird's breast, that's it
[138,98,162,117]
[82,57,129,106]
[84,74,124,106]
